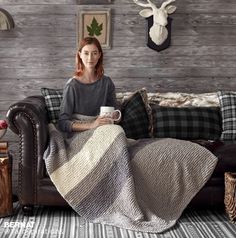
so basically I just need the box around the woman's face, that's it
[79,44,101,70]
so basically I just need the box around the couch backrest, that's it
[40,87,223,140]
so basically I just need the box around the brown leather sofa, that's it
[6,95,236,214]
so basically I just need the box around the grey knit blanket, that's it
[44,124,217,233]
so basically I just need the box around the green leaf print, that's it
[87,17,103,36]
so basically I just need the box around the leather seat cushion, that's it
[194,140,236,176]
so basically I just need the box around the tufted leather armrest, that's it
[6,95,49,205]
[7,96,48,132]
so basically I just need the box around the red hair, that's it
[74,37,104,79]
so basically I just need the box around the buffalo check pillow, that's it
[151,105,222,140]
[119,89,151,139]
[41,88,63,123]
[218,91,236,140]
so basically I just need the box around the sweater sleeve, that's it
[58,83,75,132]
[106,77,117,108]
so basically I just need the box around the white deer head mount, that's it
[133,0,176,46]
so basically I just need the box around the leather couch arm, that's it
[6,95,49,205]
[7,95,48,151]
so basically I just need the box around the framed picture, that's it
[78,9,111,49]
[78,0,112,4]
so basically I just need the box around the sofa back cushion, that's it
[151,105,222,140]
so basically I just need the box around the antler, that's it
[133,0,155,9]
[161,0,175,9]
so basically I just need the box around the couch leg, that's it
[22,205,34,216]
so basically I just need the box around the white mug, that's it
[100,106,121,122]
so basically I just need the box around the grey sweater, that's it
[58,75,117,132]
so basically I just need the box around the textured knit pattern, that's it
[41,88,63,123]
[44,123,217,233]
[152,105,222,140]
[218,91,236,140]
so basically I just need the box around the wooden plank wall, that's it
[0,0,236,162]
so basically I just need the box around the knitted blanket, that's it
[44,124,217,233]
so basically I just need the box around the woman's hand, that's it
[90,116,113,129]
[71,116,113,132]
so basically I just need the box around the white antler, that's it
[133,0,157,18]
[133,0,155,9]
[161,0,175,9]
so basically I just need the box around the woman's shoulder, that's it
[62,78,78,94]
[64,78,81,90]
[102,74,111,81]
[65,77,76,86]
[102,75,114,85]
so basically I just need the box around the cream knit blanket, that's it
[44,124,217,233]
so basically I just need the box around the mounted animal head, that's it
[133,0,176,45]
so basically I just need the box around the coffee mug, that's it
[100,106,121,121]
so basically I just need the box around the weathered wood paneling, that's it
[1,0,236,173]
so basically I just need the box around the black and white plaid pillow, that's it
[41,88,63,123]
[151,105,222,140]
[218,91,236,140]
[119,89,151,139]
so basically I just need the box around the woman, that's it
[58,37,117,133]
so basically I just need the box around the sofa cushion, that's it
[119,89,151,139]
[217,91,236,140]
[151,105,222,140]
[193,140,236,176]
[41,88,63,123]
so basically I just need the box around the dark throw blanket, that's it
[44,124,217,233]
